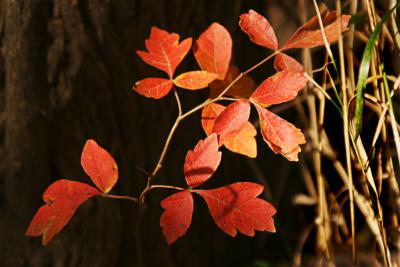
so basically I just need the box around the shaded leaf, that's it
[81,139,118,193]
[255,104,305,161]
[195,182,276,237]
[250,70,307,106]
[274,53,304,72]
[173,71,218,90]
[194,23,232,80]
[239,9,278,50]
[281,9,350,50]
[209,65,256,99]
[160,190,194,244]
[26,180,100,245]
[134,78,174,99]
[212,99,251,144]
[137,27,192,78]
[201,103,257,158]
[184,133,221,188]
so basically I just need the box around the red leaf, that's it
[184,133,221,188]
[173,71,218,90]
[81,139,118,193]
[209,65,256,99]
[134,78,174,99]
[201,103,257,158]
[255,104,306,161]
[281,9,350,50]
[212,99,251,144]
[239,9,278,50]
[160,190,194,244]
[274,53,304,73]
[137,27,192,78]
[194,23,232,80]
[26,180,100,245]
[195,182,276,237]
[250,70,307,106]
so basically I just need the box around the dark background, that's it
[1,0,390,266]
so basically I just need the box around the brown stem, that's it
[102,193,139,203]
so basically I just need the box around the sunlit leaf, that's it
[194,23,232,80]
[274,53,304,72]
[255,104,305,161]
[281,9,350,50]
[134,78,174,99]
[250,70,307,106]
[26,180,100,245]
[195,182,276,237]
[201,103,257,158]
[160,190,194,244]
[212,99,251,144]
[184,133,222,188]
[137,27,192,78]
[81,139,118,193]
[239,9,278,50]
[173,71,218,90]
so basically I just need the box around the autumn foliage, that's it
[27,7,349,246]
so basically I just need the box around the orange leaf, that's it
[81,139,118,193]
[137,27,192,78]
[195,182,276,237]
[250,70,307,106]
[26,180,100,245]
[173,71,218,90]
[212,99,251,144]
[201,103,257,158]
[160,190,194,244]
[224,123,257,158]
[255,104,306,161]
[281,9,350,50]
[134,78,174,99]
[274,53,304,73]
[209,65,256,99]
[239,9,278,50]
[194,23,232,80]
[184,133,221,188]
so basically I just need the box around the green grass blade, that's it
[354,3,399,138]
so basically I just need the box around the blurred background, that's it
[1,0,399,266]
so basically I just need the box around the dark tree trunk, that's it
[0,1,302,266]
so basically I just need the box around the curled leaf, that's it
[255,104,305,161]
[281,9,350,50]
[160,190,194,244]
[173,71,218,90]
[81,139,118,193]
[194,23,232,80]
[184,133,222,188]
[212,99,251,144]
[274,53,304,73]
[250,70,307,106]
[239,9,278,50]
[26,180,100,245]
[134,78,174,99]
[137,27,192,78]
[195,182,276,237]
